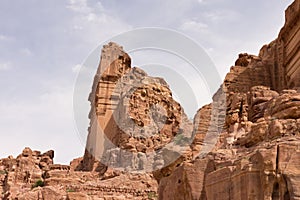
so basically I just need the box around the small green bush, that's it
[0,170,8,175]
[66,188,76,192]
[32,179,45,188]
[148,191,157,199]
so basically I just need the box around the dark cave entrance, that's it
[271,182,291,200]
[272,182,280,200]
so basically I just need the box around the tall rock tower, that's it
[78,42,192,174]
[79,42,131,171]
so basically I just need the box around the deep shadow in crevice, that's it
[272,182,280,200]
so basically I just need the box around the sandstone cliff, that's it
[77,42,193,176]
[0,0,299,199]
[159,0,300,199]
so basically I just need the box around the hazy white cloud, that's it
[66,0,92,13]
[72,25,83,30]
[0,85,83,163]
[0,34,14,42]
[180,20,208,32]
[72,64,82,73]
[203,9,240,23]
[197,0,209,4]
[20,48,33,56]
[67,0,131,43]
[0,62,12,71]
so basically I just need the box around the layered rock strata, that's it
[0,0,299,199]
[0,148,158,199]
[78,42,193,175]
[158,0,300,199]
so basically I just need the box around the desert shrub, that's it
[0,170,8,175]
[148,191,157,199]
[66,188,76,192]
[32,179,45,188]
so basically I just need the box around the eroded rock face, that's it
[158,0,300,199]
[1,1,299,199]
[67,42,192,199]
[77,42,193,176]
[0,148,158,200]
[0,147,54,199]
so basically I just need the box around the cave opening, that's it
[272,182,280,200]
[271,181,291,200]
[284,190,291,200]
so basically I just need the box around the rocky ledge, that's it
[0,147,157,199]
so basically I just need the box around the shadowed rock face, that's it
[158,0,300,199]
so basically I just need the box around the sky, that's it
[0,0,294,164]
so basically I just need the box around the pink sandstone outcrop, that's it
[158,0,300,199]
[1,0,299,199]
[0,40,191,200]
[77,42,193,177]
[0,147,158,199]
